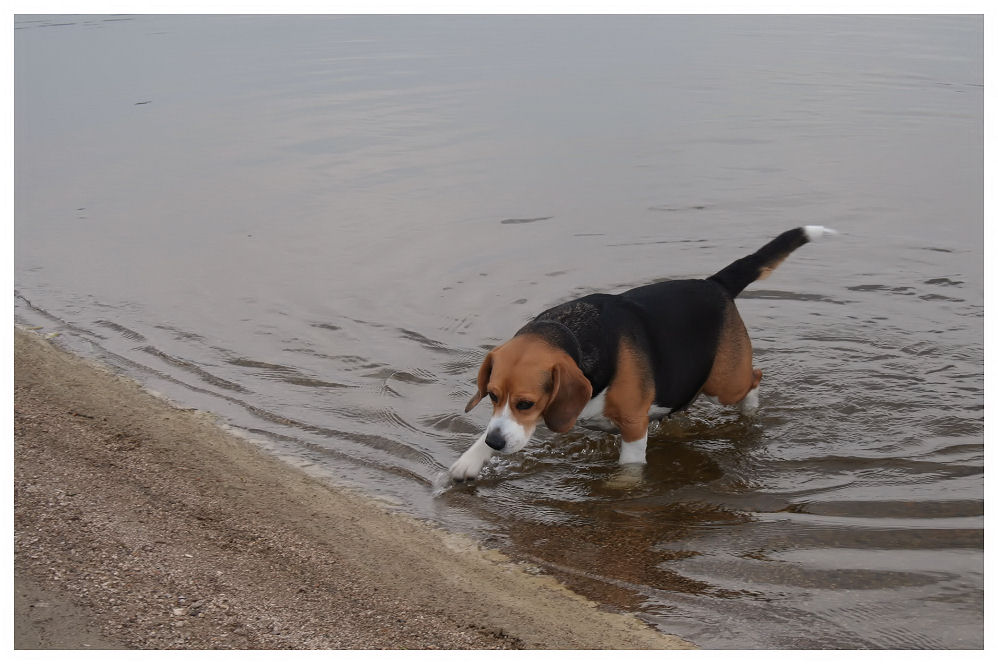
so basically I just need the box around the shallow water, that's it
[14,15,983,649]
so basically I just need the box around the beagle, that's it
[450,225,836,481]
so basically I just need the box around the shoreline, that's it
[13,327,693,650]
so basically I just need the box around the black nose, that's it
[485,429,506,451]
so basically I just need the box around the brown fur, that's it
[464,334,591,434]
[757,254,790,281]
[602,338,656,442]
[701,299,761,405]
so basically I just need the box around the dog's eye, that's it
[515,400,535,411]
[487,391,498,403]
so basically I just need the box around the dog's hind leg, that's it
[736,368,763,416]
[702,300,759,410]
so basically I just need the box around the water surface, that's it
[14,15,983,648]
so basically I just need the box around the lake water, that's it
[14,15,983,649]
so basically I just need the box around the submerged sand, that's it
[13,327,692,650]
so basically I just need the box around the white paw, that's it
[738,387,759,416]
[449,436,494,481]
[618,435,648,465]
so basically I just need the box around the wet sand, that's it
[12,327,692,650]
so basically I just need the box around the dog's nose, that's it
[485,429,506,451]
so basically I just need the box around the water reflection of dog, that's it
[502,478,753,610]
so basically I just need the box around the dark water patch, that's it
[787,498,982,519]
[227,356,351,389]
[441,315,476,334]
[769,453,981,478]
[679,554,947,592]
[923,415,983,437]
[899,340,942,357]
[918,293,964,302]
[380,407,433,438]
[847,283,910,293]
[500,216,552,225]
[231,399,441,470]
[648,204,709,212]
[348,318,387,329]
[924,277,964,286]
[15,292,108,341]
[153,324,207,343]
[281,346,338,361]
[419,412,481,435]
[607,238,712,248]
[329,355,386,371]
[245,426,440,489]
[141,346,249,393]
[284,375,352,389]
[918,442,984,461]
[439,352,482,376]
[95,320,147,342]
[379,383,402,398]
[738,289,849,304]
[364,367,436,385]
[396,327,458,354]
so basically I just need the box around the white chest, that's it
[574,391,677,433]
[577,391,615,431]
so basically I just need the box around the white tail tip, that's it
[803,225,839,242]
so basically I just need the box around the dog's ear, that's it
[464,351,495,412]
[543,358,592,433]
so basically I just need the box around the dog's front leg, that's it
[449,432,495,481]
[604,430,648,490]
[611,408,650,465]
[618,432,648,464]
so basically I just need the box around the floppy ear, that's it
[464,351,494,412]
[543,358,593,433]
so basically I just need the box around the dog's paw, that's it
[431,471,453,495]
[448,456,484,482]
[449,440,494,481]
[618,435,648,465]
[738,387,760,417]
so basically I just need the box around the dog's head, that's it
[464,334,592,453]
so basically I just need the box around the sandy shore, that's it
[13,327,692,650]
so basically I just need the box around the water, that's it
[14,15,983,649]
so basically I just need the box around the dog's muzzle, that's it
[484,429,506,451]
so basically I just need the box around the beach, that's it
[13,327,691,650]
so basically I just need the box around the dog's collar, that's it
[525,319,583,366]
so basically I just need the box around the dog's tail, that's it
[708,226,837,298]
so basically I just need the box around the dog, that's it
[449,225,836,481]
